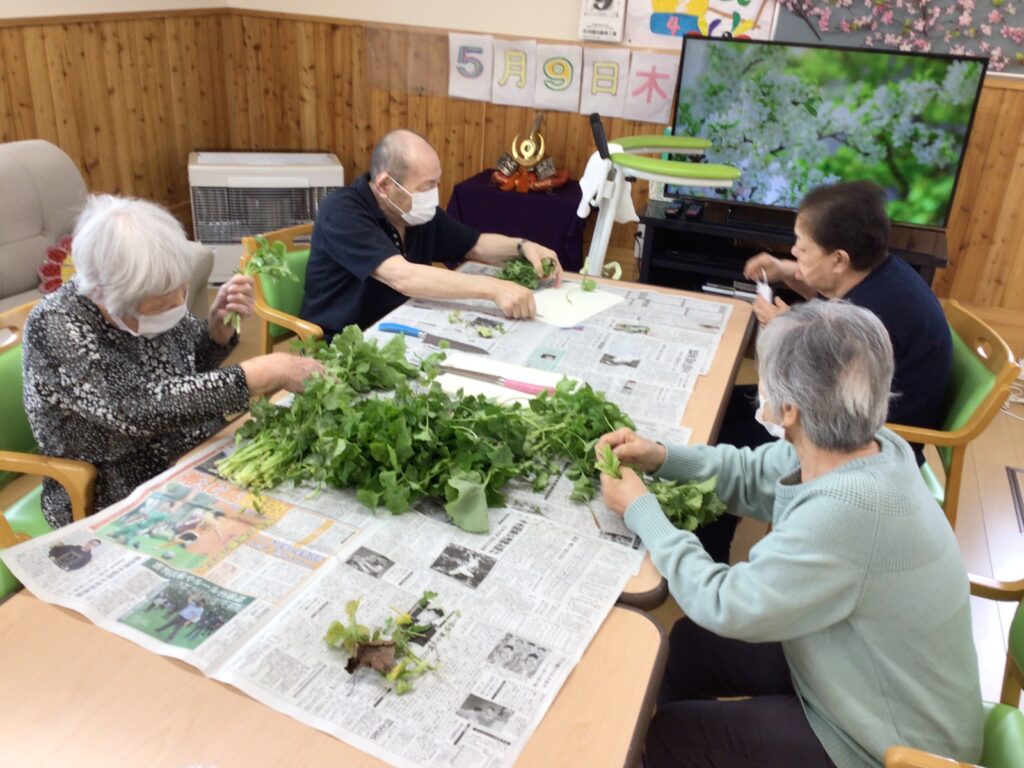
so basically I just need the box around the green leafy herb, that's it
[650,476,727,532]
[325,591,444,695]
[218,327,644,530]
[495,256,555,290]
[595,443,622,479]
[226,235,298,332]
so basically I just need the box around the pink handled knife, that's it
[440,365,555,396]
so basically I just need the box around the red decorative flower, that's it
[38,235,74,294]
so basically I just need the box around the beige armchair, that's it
[0,139,212,317]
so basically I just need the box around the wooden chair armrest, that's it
[0,450,97,522]
[887,383,1011,447]
[252,304,324,342]
[969,573,1024,601]
[884,745,972,768]
[0,516,30,548]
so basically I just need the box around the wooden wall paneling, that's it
[403,31,429,139]
[386,29,410,139]
[976,97,1024,310]
[129,19,171,203]
[78,22,119,194]
[939,86,1005,298]
[311,21,333,152]
[424,30,450,170]
[942,86,1002,286]
[364,26,392,158]
[164,17,195,205]
[346,24,373,177]
[222,13,250,149]
[99,21,132,194]
[238,15,267,149]
[949,89,1024,304]
[3,30,37,141]
[20,26,62,151]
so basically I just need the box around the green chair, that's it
[885,574,1024,768]
[0,301,96,597]
[887,300,1019,529]
[241,224,324,355]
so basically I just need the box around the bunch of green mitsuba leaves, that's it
[217,325,723,533]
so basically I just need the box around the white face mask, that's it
[113,297,188,339]
[754,395,787,441]
[386,174,438,226]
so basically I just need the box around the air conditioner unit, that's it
[188,151,344,281]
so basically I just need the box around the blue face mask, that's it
[755,395,787,440]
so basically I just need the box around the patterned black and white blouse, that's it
[23,282,251,528]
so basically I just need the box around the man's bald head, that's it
[370,129,437,186]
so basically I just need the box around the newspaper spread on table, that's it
[2,273,734,767]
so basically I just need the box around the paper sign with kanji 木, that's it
[624,0,779,48]
[492,38,537,108]
[448,33,494,102]
[579,47,631,119]
[533,44,583,113]
[624,51,679,123]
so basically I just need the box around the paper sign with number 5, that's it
[448,33,494,101]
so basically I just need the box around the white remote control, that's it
[756,269,773,303]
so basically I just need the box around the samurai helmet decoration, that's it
[511,113,546,169]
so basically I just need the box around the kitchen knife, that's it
[378,322,488,355]
[440,365,555,396]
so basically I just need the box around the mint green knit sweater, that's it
[624,428,983,768]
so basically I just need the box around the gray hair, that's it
[72,195,194,318]
[370,129,426,184]
[756,300,894,452]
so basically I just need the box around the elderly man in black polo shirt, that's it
[300,129,562,339]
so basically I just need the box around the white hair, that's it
[72,195,193,318]
[756,300,894,452]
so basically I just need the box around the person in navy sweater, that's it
[705,180,951,563]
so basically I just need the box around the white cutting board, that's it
[436,352,571,404]
[534,283,625,327]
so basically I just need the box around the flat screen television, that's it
[669,37,987,230]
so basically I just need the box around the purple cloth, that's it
[446,170,586,271]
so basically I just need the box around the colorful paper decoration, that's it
[533,44,583,113]
[624,51,680,123]
[448,33,494,102]
[580,47,631,118]
[624,0,778,48]
[492,38,538,107]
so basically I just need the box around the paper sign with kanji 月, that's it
[448,33,494,102]
[533,44,583,113]
[492,38,537,108]
[624,51,679,123]
[579,47,631,119]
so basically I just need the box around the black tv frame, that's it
[666,35,989,236]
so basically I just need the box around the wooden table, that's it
[0,593,666,768]
[579,280,753,608]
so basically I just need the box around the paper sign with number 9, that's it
[543,57,573,91]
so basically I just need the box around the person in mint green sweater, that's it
[598,300,982,768]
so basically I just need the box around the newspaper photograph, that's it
[2,441,641,768]
[214,508,638,768]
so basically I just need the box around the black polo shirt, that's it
[300,173,480,338]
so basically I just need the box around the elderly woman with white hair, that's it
[598,300,982,768]
[23,195,324,529]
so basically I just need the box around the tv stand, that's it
[639,200,948,294]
